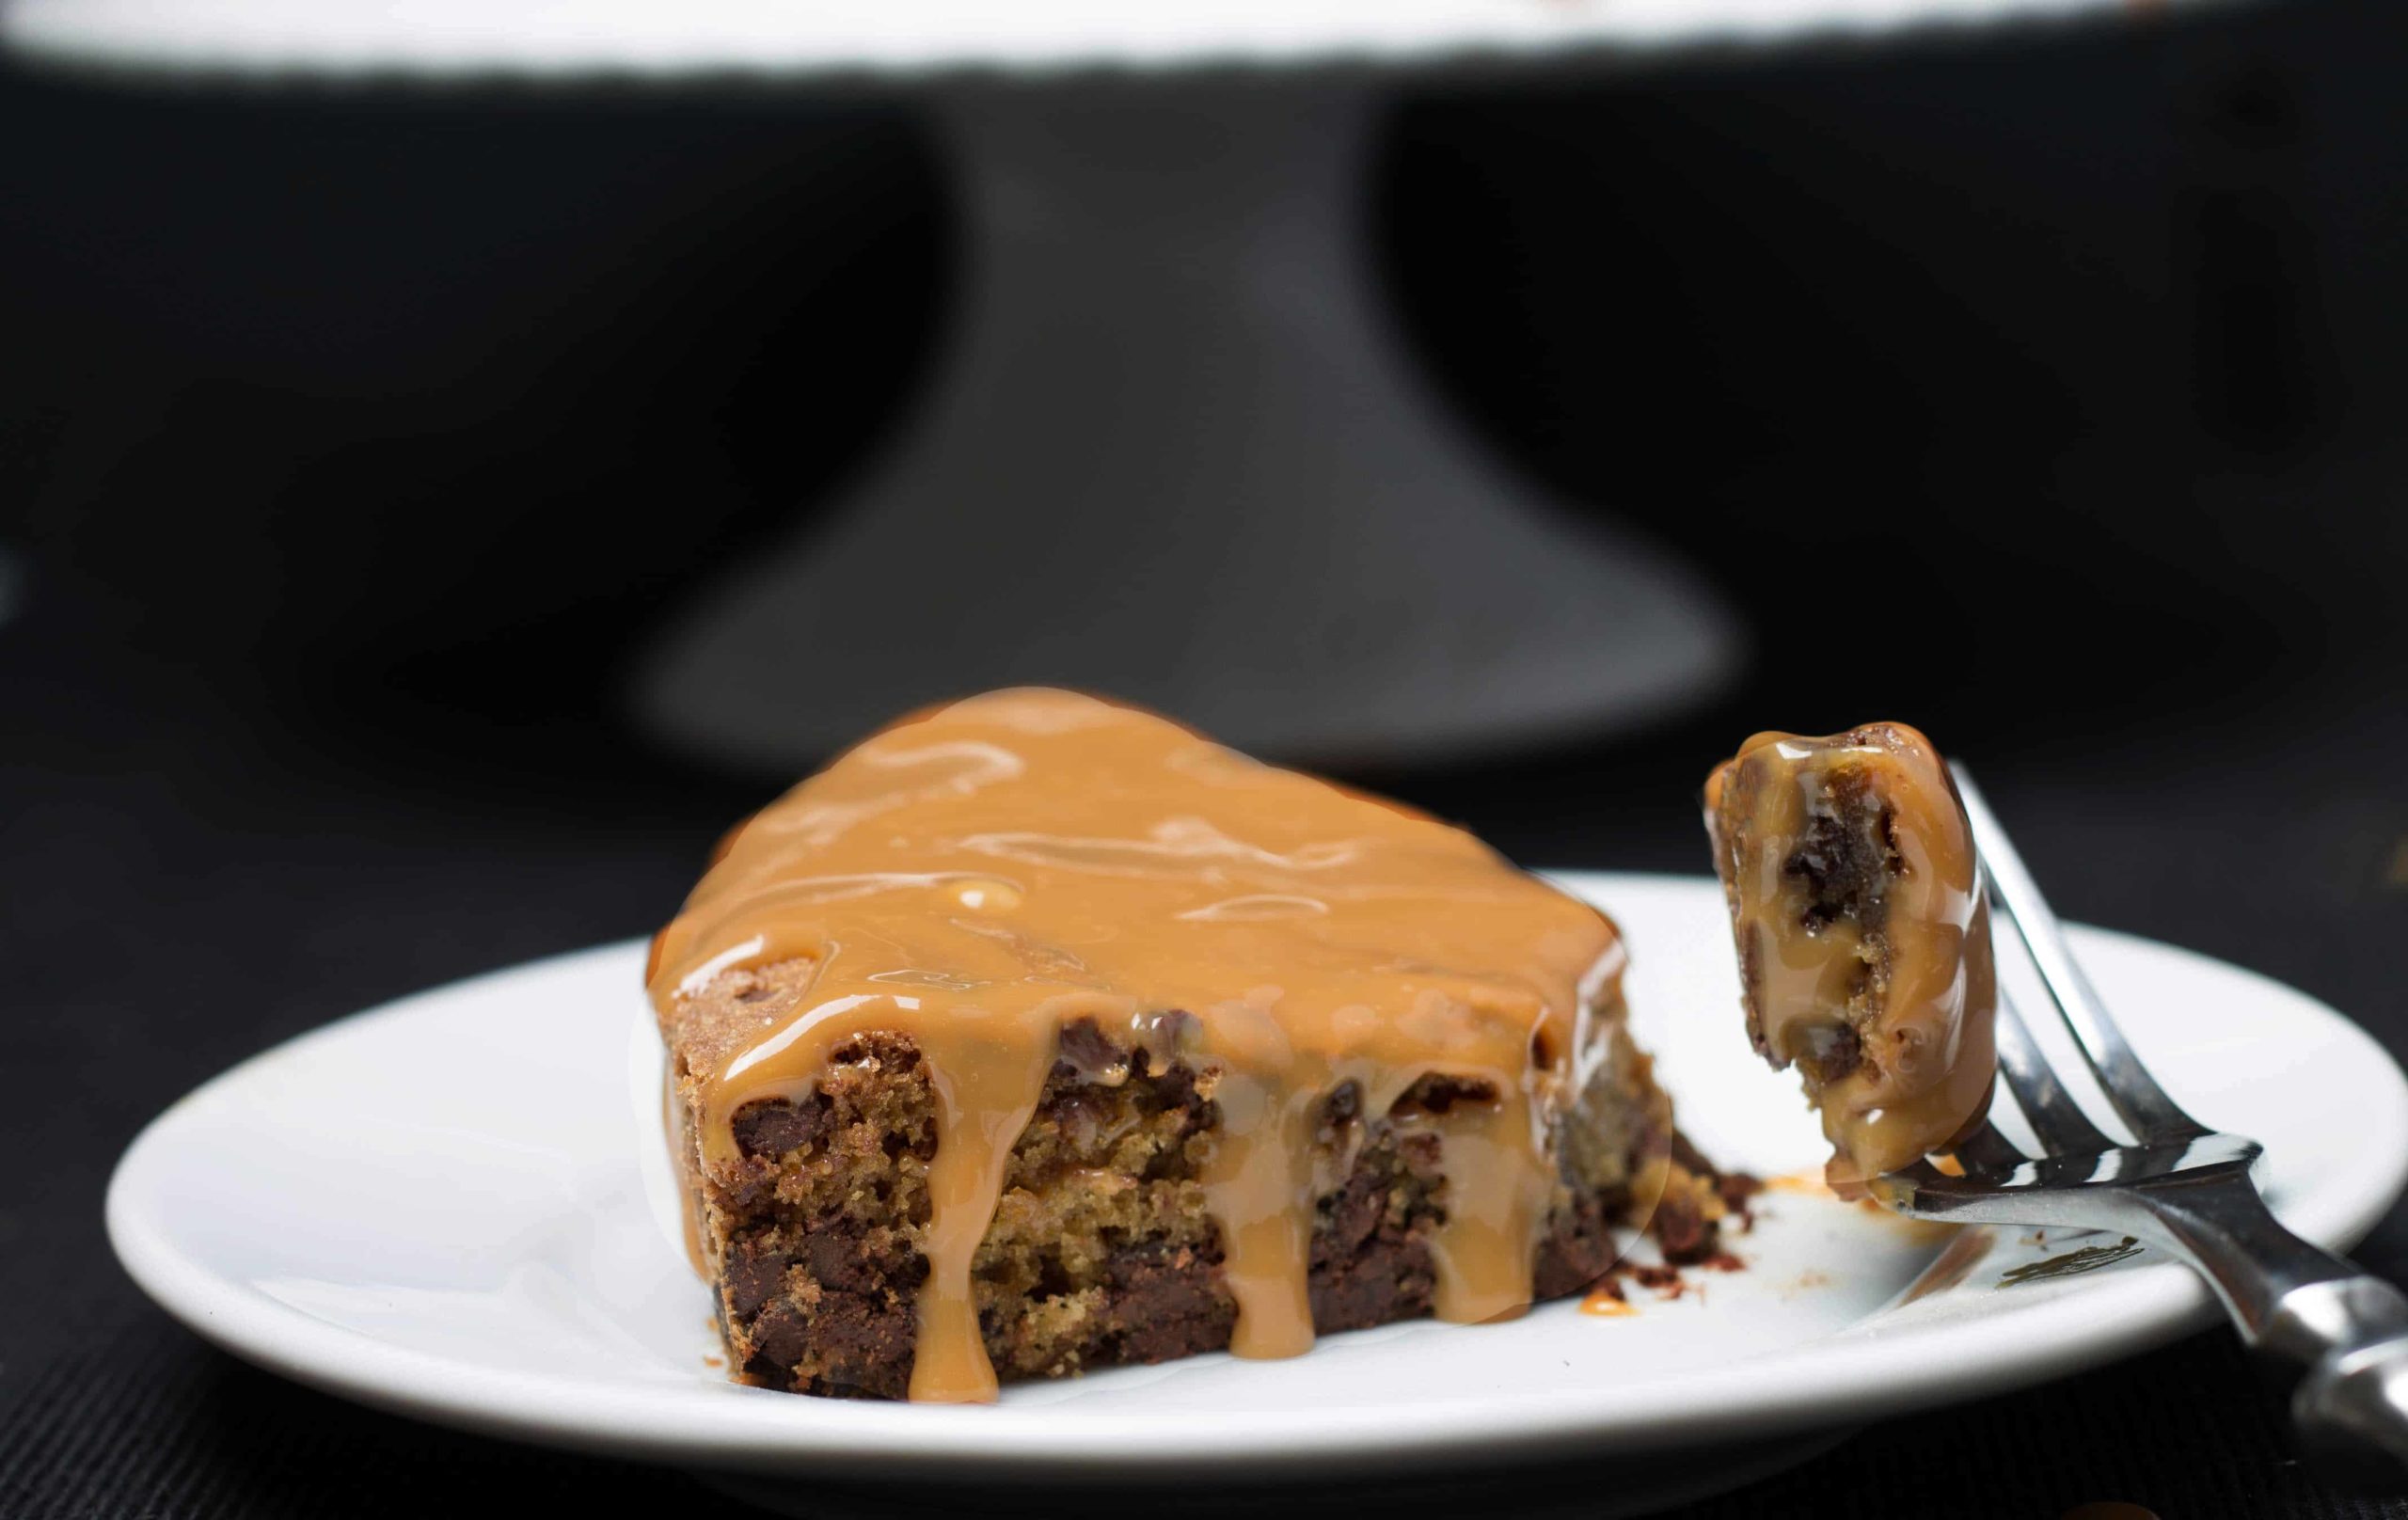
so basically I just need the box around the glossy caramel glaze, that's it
[649,689,1630,1401]
[1703,724,1996,1183]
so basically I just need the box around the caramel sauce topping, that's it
[648,689,1624,1401]
[1703,724,1996,1183]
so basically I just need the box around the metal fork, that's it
[1868,767,2408,1489]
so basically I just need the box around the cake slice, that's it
[650,688,1727,1401]
[1703,724,1998,1185]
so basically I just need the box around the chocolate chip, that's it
[732,1096,833,1160]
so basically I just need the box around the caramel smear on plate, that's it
[1757,1168,1841,1198]
[1579,1284,1639,1317]
[648,689,1625,1401]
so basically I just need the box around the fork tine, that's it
[1994,992,2116,1158]
[1952,1118,2028,1176]
[1950,765,2209,1144]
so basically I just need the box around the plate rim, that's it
[6,0,2179,83]
[105,870,2408,1479]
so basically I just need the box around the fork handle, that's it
[2262,1275,2408,1491]
[2126,1179,2408,1490]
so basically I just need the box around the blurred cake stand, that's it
[3,0,2161,767]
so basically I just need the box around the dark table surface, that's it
[4,575,2403,1520]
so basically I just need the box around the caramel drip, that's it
[1703,724,1997,1181]
[901,1004,1060,1402]
[649,689,1620,1401]
[1196,1066,1323,1358]
[1410,1091,1551,1323]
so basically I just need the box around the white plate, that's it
[107,873,2408,1494]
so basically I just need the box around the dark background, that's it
[4,0,2405,1514]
